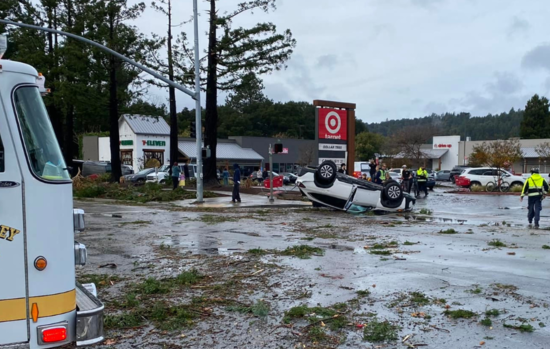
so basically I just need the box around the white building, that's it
[97,115,171,173]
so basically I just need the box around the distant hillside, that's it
[366,109,523,141]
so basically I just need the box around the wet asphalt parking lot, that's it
[71,186,550,349]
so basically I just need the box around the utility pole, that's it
[193,0,203,202]
[269,144,274,203]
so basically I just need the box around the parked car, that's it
[435,170,451,181]
[296,161,416,212]
[125,168,156,184]
[146,164,199,183]
[354,162,371,178]
[455,167,525,189]
[450,165,471,183]
[283,172,298,185]
[82,161,133,177]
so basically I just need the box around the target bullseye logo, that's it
[325,111,341,134]
[318,109,347,140]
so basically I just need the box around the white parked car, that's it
[297,161,416,212]
[456,167,524,189]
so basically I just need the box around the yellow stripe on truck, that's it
[0,289,76,323]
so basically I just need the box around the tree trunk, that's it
[204,0,218,185]
[167,0,178,173]
[108,16,122,182]
[64,0,75,164]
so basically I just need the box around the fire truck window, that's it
[0,135,4,172]
[13,86,70,181]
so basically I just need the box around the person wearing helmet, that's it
[520,168,549,228]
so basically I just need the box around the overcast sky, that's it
[130,0,550,123]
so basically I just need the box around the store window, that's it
[273,163,279,172]
[286,164,293,172]
[143,150,164,166]
[121,150,133,166]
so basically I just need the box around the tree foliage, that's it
[355,132,385,161]
[469,139,523,169]
[520,94,550,139]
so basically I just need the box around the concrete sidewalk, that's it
[172,191,311,209]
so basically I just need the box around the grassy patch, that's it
[488,239,507,248]
[119,220,152,226]
[135,277,172,295]
[200,214,238,225]
[371,241,399,249]
[419,208,432,215]
[370,250,391,256]
[175,270,202,286]
[74,181,216,202]
[468,286,483,294]
[134,270,202,295]
[503,323,534,332]
[363,318,399,342]
[283,304,347,330]
[493,283,518,291]
[403,241,419,245]
[443,309,477,319]
[280,245,324,259]
[248,248,266,256]
[149,302,195,331]
[438,229,458,234]
[542,245,550,250]
[356,290,371,298]
[409,292,431,306]
[78,274,122,289]
[485,309,500,317]
[104,309,144,329]
[226,300,270,317]
[480,318,492,326]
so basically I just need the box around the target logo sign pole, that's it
[315,102,355,170]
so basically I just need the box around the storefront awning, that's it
[178,141,264,161]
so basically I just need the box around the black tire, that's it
[160,179,166,184]
[384,180,403,201]
[314,160,337,188]
[380,180,404,209]
[451,176,455,184]
[429,186,434,191]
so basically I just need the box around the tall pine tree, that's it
[520,94,550,139]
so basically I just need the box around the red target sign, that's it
[318,109,347,140]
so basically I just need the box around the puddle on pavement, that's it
[404,216,468,224]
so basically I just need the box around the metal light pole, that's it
[193,0,203,203]
[269,144,274,203]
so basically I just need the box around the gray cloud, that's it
[508,16,530,39]
[264,82,291,102]
[410,0,445,8]
[424,101,447,114]
[522,44,550,71]
[485,71,523,95]
[317,54,338,70]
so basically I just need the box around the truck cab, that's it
[0,37,103,348]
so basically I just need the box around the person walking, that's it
[361,173,368,180]
[401,165,412,193]
[256,168,263,185]
[222,167,229,186]
[232,163,241,203]
[416,166,429,197]
[520,168,548,228]
[171,162,180,190]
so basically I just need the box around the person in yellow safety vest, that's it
[520,168,549,228]
[416,166,429,197]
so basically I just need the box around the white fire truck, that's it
[0,36,103,348]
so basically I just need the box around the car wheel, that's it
[136,178,145,184]
[450,176,455,184]
[380,180,404,209]
[160,179,166,184]
[429,186,434,191]
[314,160,337,188]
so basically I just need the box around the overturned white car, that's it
[297,161,416,212]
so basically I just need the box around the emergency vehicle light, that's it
[0,35,6,59]
[42,327,67,343]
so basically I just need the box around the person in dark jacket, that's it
[369,160,377,179]
[232,163,241,203]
